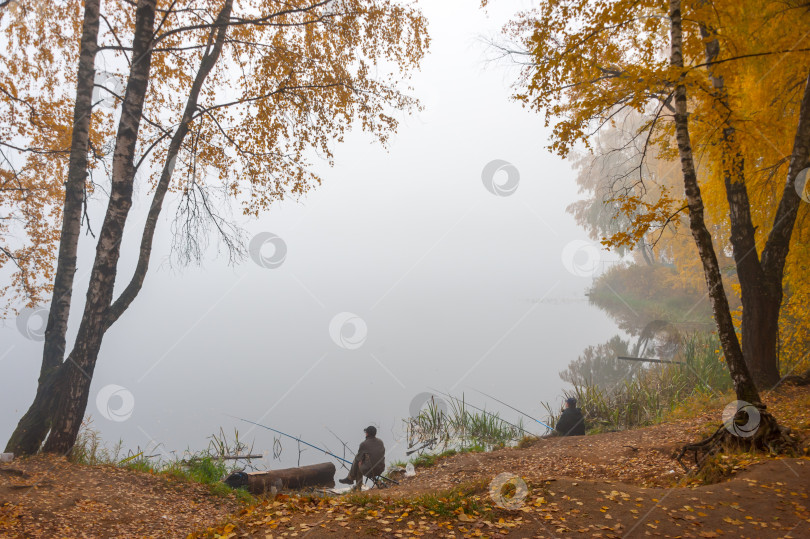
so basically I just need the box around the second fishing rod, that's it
[472,388,554,432]
[425,387,537,438]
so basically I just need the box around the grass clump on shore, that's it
[404,395,524,467]
[70,421,257,503]
[408,443,488,469]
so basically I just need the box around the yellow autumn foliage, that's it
[505,0,810,372]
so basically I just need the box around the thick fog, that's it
[1,0,622,468]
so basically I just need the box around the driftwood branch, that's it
[617,356,684,365]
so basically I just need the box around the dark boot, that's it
[338,477,354,485]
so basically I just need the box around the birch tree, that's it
[2,0,428,455]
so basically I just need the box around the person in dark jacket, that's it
[339,426,386,489]
[554,397,586,436]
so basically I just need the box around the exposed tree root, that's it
[677,406,797,473]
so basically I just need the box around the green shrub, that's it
[69,423,257,504]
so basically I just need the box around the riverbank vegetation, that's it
[404,395,527,457]
[553,333,732,433]
[68,419,255,502]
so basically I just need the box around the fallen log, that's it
[225,462,336,493]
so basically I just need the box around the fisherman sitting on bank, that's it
[554,397,586,436]
[339,425,386,490]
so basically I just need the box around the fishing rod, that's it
[472,388,554,432]
[229,415,352,465]
[427,387,536,437]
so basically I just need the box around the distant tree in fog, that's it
[559,335,638,393]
